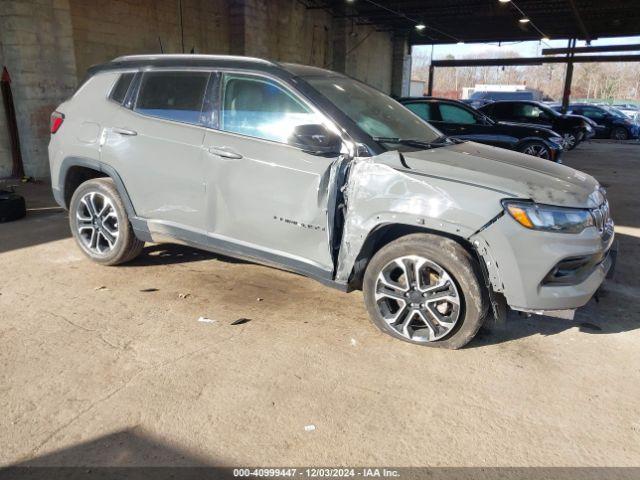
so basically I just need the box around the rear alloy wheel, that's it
[611,127,629,141]
[363,234,489,349]
[69,178,144,265]
[520,141,550,159]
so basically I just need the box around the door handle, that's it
[112,127,137,136]
[207,147,243,159]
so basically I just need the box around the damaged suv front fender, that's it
[334,153,507,284]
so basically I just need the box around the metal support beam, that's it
[542,44,640,55]
[427,64,434,96]
[561,38,576,113]
[431,54,640,67]
[568,0,591,42]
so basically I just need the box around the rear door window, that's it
[135,71,210,124]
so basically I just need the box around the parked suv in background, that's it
[552,104,640,140]
[479,100,594,150]
[49,55,616,349]
[400,97,564,161]
[464,90,543,109]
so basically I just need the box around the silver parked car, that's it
[49,55,616,349]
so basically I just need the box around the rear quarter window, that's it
[109,73,135,104]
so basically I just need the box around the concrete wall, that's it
[0,0,398,179]
[0,0,78,179]
[69,0,231,81]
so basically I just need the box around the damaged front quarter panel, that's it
[334,150,507,285]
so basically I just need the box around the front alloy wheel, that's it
[522,142,550,159]
[362,233,489,349]
[375,255,461,342]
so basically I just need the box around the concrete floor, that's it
[0,142,639,468]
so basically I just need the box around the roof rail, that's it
[112,54,275,66]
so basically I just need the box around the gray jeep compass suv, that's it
[49,54,616,349]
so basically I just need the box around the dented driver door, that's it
[201,72,339,277]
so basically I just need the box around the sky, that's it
[413,35,640,61]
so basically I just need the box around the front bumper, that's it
[471,213,615,311]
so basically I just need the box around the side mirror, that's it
[289,124,342,156]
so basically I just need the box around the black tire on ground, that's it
[518,140,551,159]
[362,233,489,349]
[0,191,26,223]
[611,127,629,141]
[69,178,144,265]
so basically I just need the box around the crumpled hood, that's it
[378,141,602,208]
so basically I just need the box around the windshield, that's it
[304,76,441,145]
[604,106,628,119]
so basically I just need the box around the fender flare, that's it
[57,157,137,217]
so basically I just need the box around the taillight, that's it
[50,111,64,134]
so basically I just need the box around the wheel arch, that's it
[57,157,136,217]
[513,136,550,150]
[346,222,479,291]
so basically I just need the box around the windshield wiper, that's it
[372,136,464,148]
[372,137,439,148]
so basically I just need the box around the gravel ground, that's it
[0,142,639,470]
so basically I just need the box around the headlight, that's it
[502,200,594,234]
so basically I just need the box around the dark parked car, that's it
[479,100,594,150]
[463,90,543,109]
[551,104,639,140]
[400,97,564,162]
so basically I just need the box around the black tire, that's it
[69,178,144,265]
[362,233,489,349]
[611,127,629,140]
[0,191,26,223]
[518,140,551,159]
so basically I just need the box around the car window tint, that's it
[489,103,513,118]
[221,75,320,144]
[439,104,477,124]
[581,108,606,119]
[110,73,135,104]
[135,71,210,124]
[404,102,433,120]
[513,103,548,120]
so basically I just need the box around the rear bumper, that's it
[471,214,616,311]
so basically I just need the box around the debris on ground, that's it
[94,286,108,291]
[304,425,316,432]
[231,318,251,325]
[256,297,263,302]
[197,317,216,324]
[350,338,357,346]
[178,293,191,299]
[139,288,159,292]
